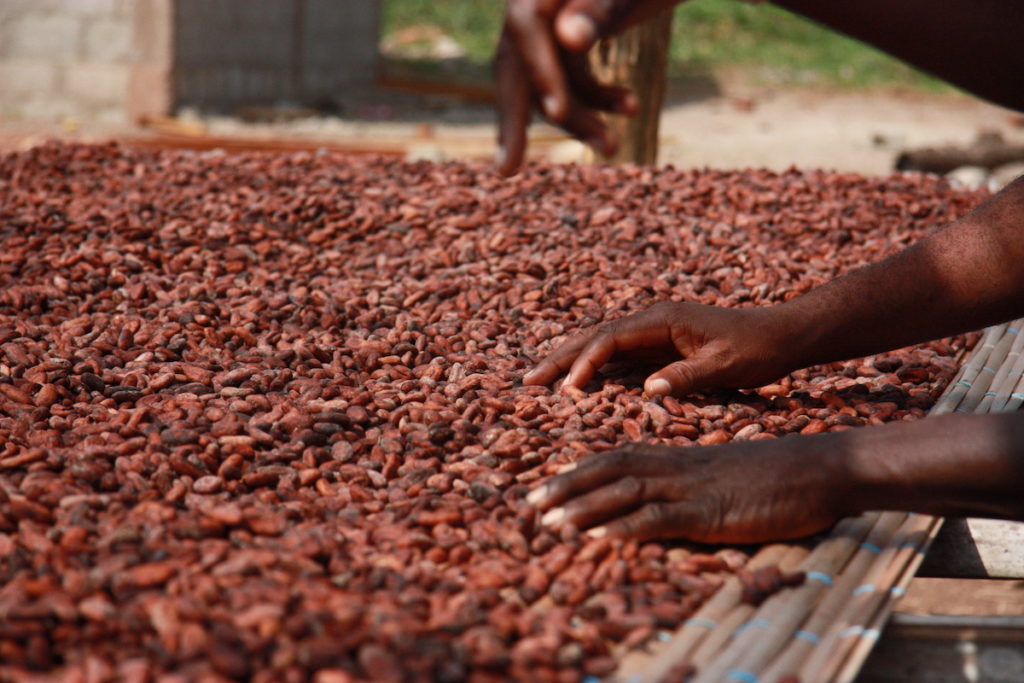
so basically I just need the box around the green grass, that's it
[669,1,946,89]
[382,0,504,65]
[382,0,948,91]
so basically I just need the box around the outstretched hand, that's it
[523,301,798,397]
[495,0,681,175]
[528,439,849,544]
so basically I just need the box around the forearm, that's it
[772,0,1024,112]
[828,412,1024,520]
[774,177,1024,369]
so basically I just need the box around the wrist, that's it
[748,301,818,377]
[818,431,873,518]
[829,419,937,516]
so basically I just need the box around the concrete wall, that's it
[0,0,378,123]
[0,0,161,123]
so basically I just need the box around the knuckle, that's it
[642,501,673,527]
[615,475,644,502]
[590,325,617,345]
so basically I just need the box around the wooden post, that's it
[589,10,673,165]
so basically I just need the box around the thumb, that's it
[556,0,671,52]
[554,9,600,52]
[644,356,722,398]
[555,0,633,52]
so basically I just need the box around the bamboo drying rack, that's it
[611,320,1024,683]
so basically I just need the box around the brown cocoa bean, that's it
[0,143,978,681]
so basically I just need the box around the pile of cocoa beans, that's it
[0,143,986,681]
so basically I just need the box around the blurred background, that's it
[2,0,1023,182]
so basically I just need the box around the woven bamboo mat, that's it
[612,320,1023,683]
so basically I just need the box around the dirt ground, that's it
[658,86,1024,176]
[3,81,1024,180]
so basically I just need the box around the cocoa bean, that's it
[0,142,980,681]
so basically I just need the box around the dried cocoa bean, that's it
[0,143,980,681]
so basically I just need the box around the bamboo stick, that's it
[992,320,1024,411]
[689,516,878,683]
[956,324,1013,414]
[992,347,1024,412]
[797,513,937,681]
[814,514,937,683]
[978,324,1024,412]
[684,545,809,673]
[758,513,907,682]
[612,544,792,683]
[684,546,810,673]
[687,603,757,673]
[931,323,1005,414]
[833,514,944,683]
[1002,369,1024,412]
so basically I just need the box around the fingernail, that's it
[543,95,561,120]
[495,145,507,169]
[556,462,578,475]
[522,368,537,383]
[526,485,548,505]
[588,526,608,539]
[541,507,566,526]
[646,378,672,396]
[558,13,596,49]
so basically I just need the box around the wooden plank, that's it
[857,621,1024,683]
[895,578,1024,617]
[888,613,1024,638]
[588,10,673,164]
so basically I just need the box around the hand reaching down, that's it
[522,301,797,397]
[495,0,682,175]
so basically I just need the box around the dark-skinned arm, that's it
[776,174,1024,373]
[774,1,1024,114]
[528,412,1024,544]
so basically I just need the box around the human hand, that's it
[522,301,798,397]
[495,0,680,175]
[527,439,849,544]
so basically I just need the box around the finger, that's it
[554,0,615,52]
[557,101,617,158]
[544,475,682,531]
[565,54,638,115]
[522,332,595,386]
[589,500,697,543]
[494,32,532,175]
[564,313,673,389]
[528,447,677,509]
[556,0,676,52]
[505,3,571,121]
[644,353,723,398]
